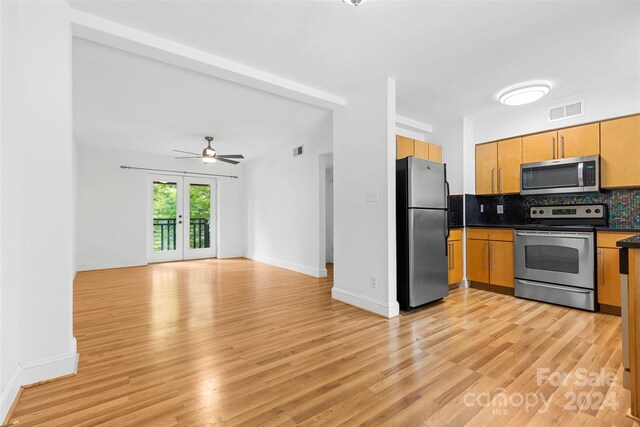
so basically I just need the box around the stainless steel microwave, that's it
[520,155,599,195]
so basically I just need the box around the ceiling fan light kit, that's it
[173,136,245,165]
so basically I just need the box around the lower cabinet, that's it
[466,228,514,290]
[448,229,463,285]
[597,232,638,310]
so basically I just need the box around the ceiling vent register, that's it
[548,101,584,122]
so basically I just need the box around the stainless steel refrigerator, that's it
[396,157,449,310]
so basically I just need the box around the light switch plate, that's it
[365,190,379,203]
[497,204,504,214]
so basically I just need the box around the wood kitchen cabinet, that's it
[601,115,640,188]
[466,228,514,291]
[558,123,600,159]
[521,124,600,164]
[597,231,639,312]
[396,135,443,163]
[448,229,463,285]
[522,130,557,163]
[475,138,521,195]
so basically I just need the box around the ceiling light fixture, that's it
[498,82,551,106]
[342,0,367,6]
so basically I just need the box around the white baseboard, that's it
[248,254,326,278]
[77,258,147,271]
[331,287,400,318]
[0,338,78,422]
[217,251,245,259]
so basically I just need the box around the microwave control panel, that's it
[583,161,597,186]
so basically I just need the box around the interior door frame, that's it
[183,176,217,260]
[147,174,218,263]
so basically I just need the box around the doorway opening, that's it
[148,174,217,262]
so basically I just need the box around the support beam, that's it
[70,9,346,111]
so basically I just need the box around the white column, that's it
[332,77,399,318]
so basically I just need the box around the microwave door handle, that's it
[577,162,584,187]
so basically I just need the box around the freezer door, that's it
[408,208,449,307]
[408,157,446,209]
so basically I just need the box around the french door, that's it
[148,175,217,262]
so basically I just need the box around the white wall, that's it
[430,117,465,195]
[244,115,332,277]
[325,167,333,263]
[0,1,77,419]
[475,78,640,144]
[332,77,399,318]
[76,145,244,271]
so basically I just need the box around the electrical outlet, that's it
[480,204,485,213]
[370,276,377,289]
[497,204,504,214]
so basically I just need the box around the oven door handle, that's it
[516,279,593,294]
[515,231,591,239]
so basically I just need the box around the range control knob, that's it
[586,209,592,214]
[532,210,538,215]
[595,208,601,214]
[539,210,544,214]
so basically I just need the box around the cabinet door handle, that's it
[561,135,565,158]
[491,169,495,193]
[483,242,488,270]
[599,249,605,285]
[450,243,453,269]
[552,137,556,159]
[498,168,503,193]
[490,242,493,270]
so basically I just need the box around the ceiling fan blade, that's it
[174,156,202,159]
[215,157,239,165]
[216,154,245,159]
[173,149,200,155]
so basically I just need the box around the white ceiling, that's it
[72,0,639,156]
[73,39,331,158]
[71,0,639,123]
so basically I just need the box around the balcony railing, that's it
[153,218,210,251]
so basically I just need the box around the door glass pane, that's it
[522,163,579,189]
[525,245,579,274]
[189,184,211,249]
[153,181,177,252]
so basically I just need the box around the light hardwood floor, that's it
[8,259,632,426]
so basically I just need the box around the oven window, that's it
[522,163,579,189]
[525,245,579,274]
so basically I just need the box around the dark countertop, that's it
[617,235,640,249]
[597,226,640,233]
[450,225,464,229]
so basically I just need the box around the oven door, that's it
[514,230,594,289]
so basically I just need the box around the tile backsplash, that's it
[465,188,640,229]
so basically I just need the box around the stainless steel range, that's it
[514,204,607,311]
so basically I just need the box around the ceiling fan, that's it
[173,136,244,165]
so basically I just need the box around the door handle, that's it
[489,242,493,270]
[552,137,556,159]
[483,242,488,270]
[599,249,604,285]
[498,168,502,193]
[491,169,495,193]
[451,243,454,269]
[561,135,565,158]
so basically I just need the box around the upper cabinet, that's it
[475,137,522,195]
[558,123,600,159]
[601,115,640,188]
[396,135,442,163]
[522,130,557,163]
[522,124,600,163]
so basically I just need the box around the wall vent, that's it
[548,101,584,122]
[293,145,304,157]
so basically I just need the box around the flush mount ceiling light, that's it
[343,0,367,6]
[498,82,551,106]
